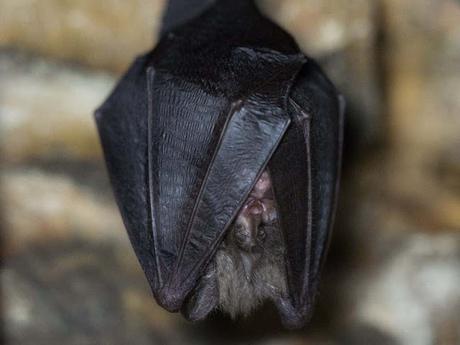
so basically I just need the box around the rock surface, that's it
[0,0,163,72]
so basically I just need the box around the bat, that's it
[95,0,344,329]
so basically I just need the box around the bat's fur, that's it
[215,222,288,318]
[182,171,290,320]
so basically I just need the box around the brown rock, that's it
[0,51,113,163]
[2,169,124,252]
[382,0,460,230]
[0,0,163,72]
[3,240,180,345]
[353,233,460,345]
[259,0,383,143]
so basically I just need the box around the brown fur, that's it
[215,223,287,318]
[182,170,289,321]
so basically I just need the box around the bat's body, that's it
[185,170,288,320]
[95,0,344,328]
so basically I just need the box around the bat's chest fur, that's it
[212,170,288,318]
[215,224,287,318]
[183,170,290,320]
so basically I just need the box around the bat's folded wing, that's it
[269,60,345,328]
[95,52,160,289]
[146,69,292,310]
[95,47,310,316]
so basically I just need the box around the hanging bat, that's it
[95,0,344,329]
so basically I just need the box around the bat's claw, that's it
[275,297,313,329]
[181,264,219,321]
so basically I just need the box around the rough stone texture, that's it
[2,169,123,252]
[259,0,383,143]
[354,234,460,345]
[0,51,114,163]
[382,0,460,232]
[2,241,182,345]
[1,0,459,344]
[0,0,163,72]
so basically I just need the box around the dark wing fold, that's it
[147,70,292,309]
[269,60,344,326]
[94,53,160,290]
[146,70,228,307]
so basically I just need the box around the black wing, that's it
[146,64,296,310]
[269,60,345,328]
[95,52,159,290]
[96,52,302,312]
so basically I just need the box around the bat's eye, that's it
[233,223,260,252]
[234,224,245,236]
[257,228,266,241]
[234,225,250,241]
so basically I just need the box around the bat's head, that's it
[195,169,290,320]
[232,171,275,253]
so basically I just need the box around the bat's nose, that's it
[234,228,258,252]
[247,199,264,215]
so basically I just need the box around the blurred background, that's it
[0,0,459,344]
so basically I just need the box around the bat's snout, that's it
[231,170,276,253]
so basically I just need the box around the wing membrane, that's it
[270,60,344,322]
[148,69,292,306]
[95,53,160,289]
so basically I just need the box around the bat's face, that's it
[95,0,343,329]
[232,171,277,255]
[211,170,288,318]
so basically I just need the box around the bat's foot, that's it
[275,297,313,329]
[181,269,219,321]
